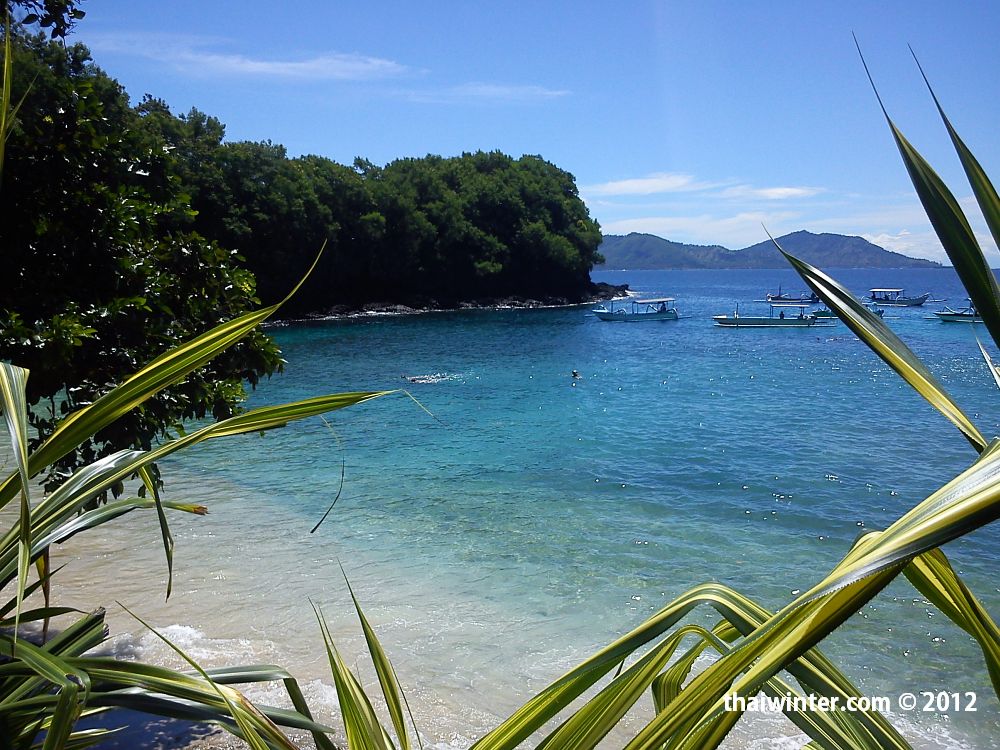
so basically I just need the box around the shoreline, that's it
[269,281,629,324]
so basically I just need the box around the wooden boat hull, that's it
[868,292,930,307]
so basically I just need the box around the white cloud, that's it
[585,166,1000,265]
[601,211,801,250]
[86,32,409,80]
[176,50,408,80]
[584,172,825,202]
[583,172,716,197]
[718,184,825,200]
[405,82,570,104]
[87,32,566,103]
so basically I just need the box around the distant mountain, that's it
[597,230,941,269]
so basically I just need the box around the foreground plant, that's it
[0,273,397,748]
[317,58,1000,750]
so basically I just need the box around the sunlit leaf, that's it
[856,40,1000,350]
[344,571,421,750]
[778,245,986,452]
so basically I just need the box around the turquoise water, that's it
[63,267,998,748]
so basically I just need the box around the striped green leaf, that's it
[0,392,391,591]
[65,392,390,510]
[536,626,699,750]
[779,247,987,452]
[621,439,1000,749]
[40,680,83,750]
[913,50,1000,280]
[977,339,1000,389]
[856,43,1000,350]
[138,465,175,600]
[0,630,92,698]
[886,115,1000,351]
[903,548,1000,697]
[0,363,34,646]
[314,602,396,750]
[344,572,420,750]
[471,579,909,750]
[0,306,275,508]
[0,15,12,172]
[117,604,295,750]
[0,246,325,511]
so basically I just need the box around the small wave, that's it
[106,623,265,666]
[403,372,462,384]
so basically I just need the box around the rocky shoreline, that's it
[280,281,630,322]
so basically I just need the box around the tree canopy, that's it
[2,27,602,487]
[2,31,283,492]
[168,136,604,314]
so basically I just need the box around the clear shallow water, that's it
[47,267,1000,748]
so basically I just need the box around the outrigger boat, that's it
[813,304,884,319]
[592,297,679,322]
[866,288,931,307]
[933,299,982,323]
[757,285,820,304]
[713,303,831,328]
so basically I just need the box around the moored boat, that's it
[592,297,679,322]
[712,303,831,328]
[934,300,981,323]
[813,304,884,319]
[866,288,931,307]
[757,285,820,304]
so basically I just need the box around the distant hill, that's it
[597,230,941,269]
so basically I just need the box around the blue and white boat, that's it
[713,303,831,328]
[934,300,981,323]
[592,297,679,322]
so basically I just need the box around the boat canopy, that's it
[869,288,903,293]
[635,298,675,304]
[769,303,813,309]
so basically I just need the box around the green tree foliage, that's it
[177,147,604,314]
[5,0,85,38]
[1,26,602,488]
[0,31,283,492]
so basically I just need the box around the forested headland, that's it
[1,27,608,488]
[3,30,607,321]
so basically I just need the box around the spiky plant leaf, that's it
[0,12,12,172]
[117,604,294,750]
[344,572,420,750]
[977,339,1000,389]
[623,438,1000,749]
[314,602,396,750]
[0,245,327,510]
[912,49,1000,269]
[855,41,1000,350]
[470,579,909,750]
[0,363,33,640]
[138,465,175,600]
[778,246,987,452]
[903,548,1000,697]
[536,626,701,750]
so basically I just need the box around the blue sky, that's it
[70,1,1000,264]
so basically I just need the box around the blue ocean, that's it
[63,267,998,749]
